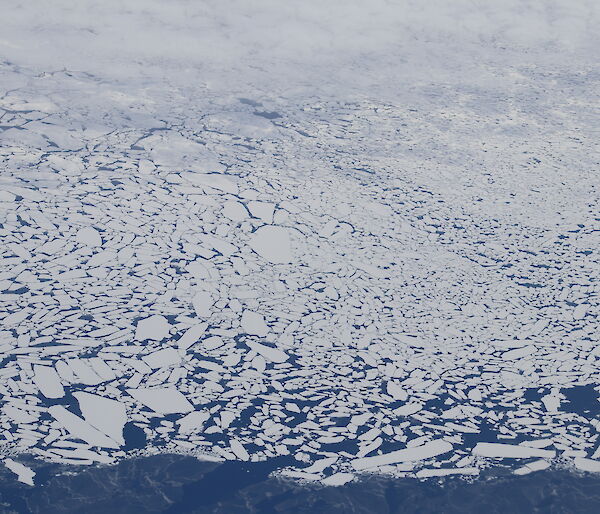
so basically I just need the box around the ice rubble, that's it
[0,51,599,485]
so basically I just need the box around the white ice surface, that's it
[32,365,65,399]
[135,315,170,341]
[472,443,556,459]
[248,226,293,264]
[73,392,127,446]
[4,459,35,486]
[127,388,194,415]
[48,406,120,449]
[352,440,453,470]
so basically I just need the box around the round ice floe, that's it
[241,310,269,337]
[222,200,248,221]
[135,315,170,341]
[76,226,102,247]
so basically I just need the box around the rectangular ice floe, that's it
[32,364,64,399]
[246,341,288,363]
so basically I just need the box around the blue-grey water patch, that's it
[1,454,600,514]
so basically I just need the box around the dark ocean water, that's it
[1,454,599,514]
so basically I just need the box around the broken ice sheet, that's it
[48,406,121,449]
[73,392,127,446]
[0,0,598,496]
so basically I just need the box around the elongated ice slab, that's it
[4,459,35,486]
[127,388,194,415]
[352,440,453,470]
[472,443,555,459]
[32,365,64,399]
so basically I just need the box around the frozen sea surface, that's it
[1,0,599,510]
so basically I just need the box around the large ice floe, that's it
[0,0,599,488]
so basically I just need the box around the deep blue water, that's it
[1,454,600,514]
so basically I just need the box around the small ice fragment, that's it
[573,304,588,320]
[135,315,170,341]
[303,457,337,473]
[32,364,64,399]
[248,225,292,264]
[467,389,482,402]
[177,411,211,434]
[241,310,269,337]
[514,459,551,475]
[541,394,561,413]
[502,346,535,360]
[127,387,194,414]
[386,381,408,401]
[223,353,241,367]
[203,336,224,350]
[76,227,102,247]
[4,459,35,486]
[520,439,553,449]
[393,403,422,416]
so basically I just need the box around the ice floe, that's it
[248,226,293,264]
[127,388,194,415]
[4,458,35,486]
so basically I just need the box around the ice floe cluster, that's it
[1,1,599,487]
